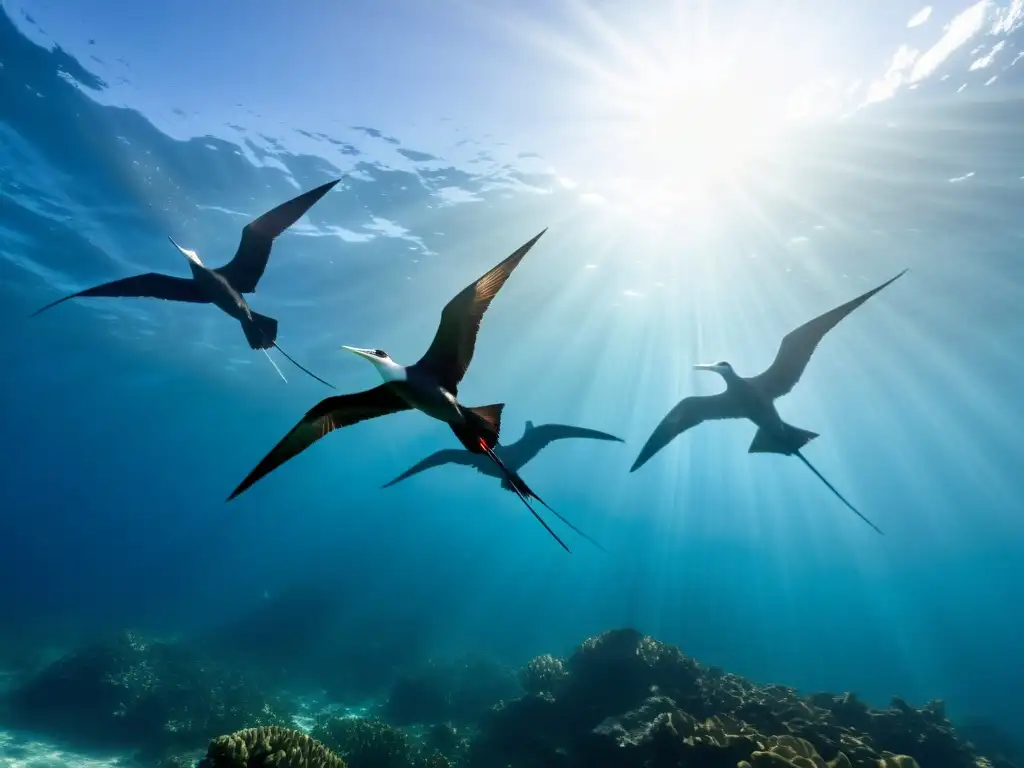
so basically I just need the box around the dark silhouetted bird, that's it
[383,420,623,490]
[32,179,340,387]
[631,270,908,534]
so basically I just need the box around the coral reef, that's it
[310,716,452,768]
[518,653,569,695]
[199,726,344,767]
[469,628,1011,768]
[3,630,293,760]
[0,625,1009,768]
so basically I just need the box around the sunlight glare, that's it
[496,0,840,228]
[610,55,794,218]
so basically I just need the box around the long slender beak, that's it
[693,363,719,371]
[167,236,203,266]
[342,345,375,361]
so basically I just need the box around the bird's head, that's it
[167,236,204,267]
[342,346,405,382]
[693,360,735,378]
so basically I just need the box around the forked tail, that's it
[502,471,606,552]
[476,438,571,553]
[793,450,884,535]
[454,404,603,552]
[244,310,334,389]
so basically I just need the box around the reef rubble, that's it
[0,626,1013,768]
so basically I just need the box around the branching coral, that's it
[198,726,344,768]
[517,654,568,695]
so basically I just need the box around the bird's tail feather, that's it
[261,348,288,383]
[480,438,604,552]
[793,450,884,535]
[475,438,570,553]
[511,473,606,552]
[244,311,278,349]
[466,403,504,450]
[272,342,335,389]
[749,423,819,454]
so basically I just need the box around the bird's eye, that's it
[716,360,730,367]
[374,349,387,358]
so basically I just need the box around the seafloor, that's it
[0,589,1019,768]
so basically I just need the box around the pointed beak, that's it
[168,236,202,266]
[693,363,719,372]
[342,345,375,362]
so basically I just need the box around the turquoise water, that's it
[1,0,1023,761]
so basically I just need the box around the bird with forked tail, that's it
[226,228,601,553]
[630,270,909,535]
[31,179,340,388]
[382,420,623,498]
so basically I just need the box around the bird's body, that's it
[631,270,909,534]
[32,179,340,387]
[720,372,782,431]
[385,365,463,425]
[187,258,246,320]
[383,420,624,490]
[177,247,271,346]
[228,228,602,553]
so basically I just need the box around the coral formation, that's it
[470,629,1009,768]
[199,726,344,767]
[0,626,1010,768]
[517,653,569,695]
[4,630,292,759]
[311,716,450,768]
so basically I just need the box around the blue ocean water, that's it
[1,0,1023,763]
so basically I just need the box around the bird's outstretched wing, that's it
[505,423,624,468]
[31,273,205,316]
[228,385,410,500]
[381,449,478,488]
[413,228,547,393]
[216,179,340,293]
[750,269,907,400]
[630,393,745,472]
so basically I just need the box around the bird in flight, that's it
[382,419,623,491]
[32,179,340,387]
[227,229,601,552]
[631,270,908,535]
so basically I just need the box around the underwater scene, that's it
[1,0,1023,766]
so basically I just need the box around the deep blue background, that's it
[1,0,1022,739]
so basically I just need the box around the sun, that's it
[601,62,795,218]
[487,0,837,225]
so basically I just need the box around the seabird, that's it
[383,419,623,490]
[227,228,600,552]
[31,179,339,388]
[630,270,908,535]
